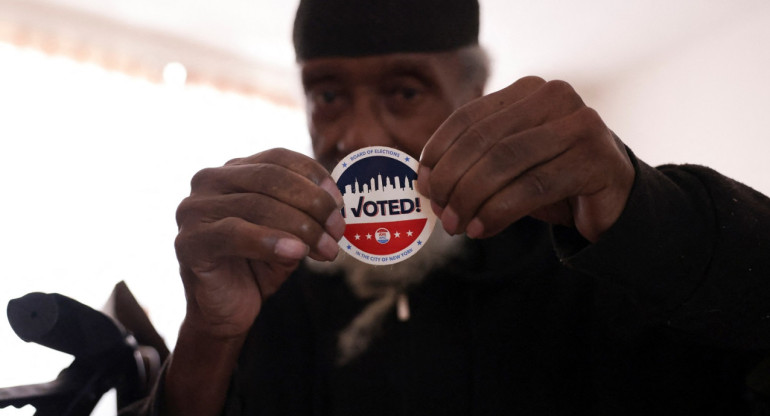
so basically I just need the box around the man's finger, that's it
[426,80,585,209]
[189,163,343,227]
[439,123,574,234]
[176,218,312,275]
[215,148,344,206]
[177,192,342,260]
[418,76,546,171]
[463,105,619,239]
[464,154,584,239]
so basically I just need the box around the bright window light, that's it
[0,41,309,415]
[162,61,188,86]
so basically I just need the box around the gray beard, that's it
[304,222,466,365]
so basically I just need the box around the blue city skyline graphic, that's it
[336,156,417,196]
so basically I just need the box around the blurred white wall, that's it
[0,45,309,416]
[587,6,770,190]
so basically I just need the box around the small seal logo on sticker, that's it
[331,146,436,265]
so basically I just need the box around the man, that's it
[125,0,770,414]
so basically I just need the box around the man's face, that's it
[300,53,477,352]
[301,51,477,171]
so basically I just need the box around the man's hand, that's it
[174,148,344,339]
[167,148,344,416]
[418,76,635,243]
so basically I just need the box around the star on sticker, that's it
[354,234,361,240]
[366,233,372,239]
[347,244,352,250]
[406,230,413,237]
[405,156,410,162]
[417,240,422,246]
[394,231,401,238]
[342,162,348,168]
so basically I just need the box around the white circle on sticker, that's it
[331,146,436,265]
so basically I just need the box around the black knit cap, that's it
[293,0,480,61]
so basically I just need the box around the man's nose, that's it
[336,96,393,154]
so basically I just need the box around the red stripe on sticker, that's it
[344,218,427,255]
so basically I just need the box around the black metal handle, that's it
[7,292,126,359]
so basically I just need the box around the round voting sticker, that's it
[331,146,436,265]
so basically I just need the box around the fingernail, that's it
[467,218,484,239]
[416,166,431,195]
[431,200,444,217]
[441,207,459,235]
[320,178,344,208]
[325,211,346,240]
[317,233,339,260]
[275,238,309,260]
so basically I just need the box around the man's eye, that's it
[397,87,419,100]
[310,89,340,106]
[309,87,345,120]
[320,90,337,103]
